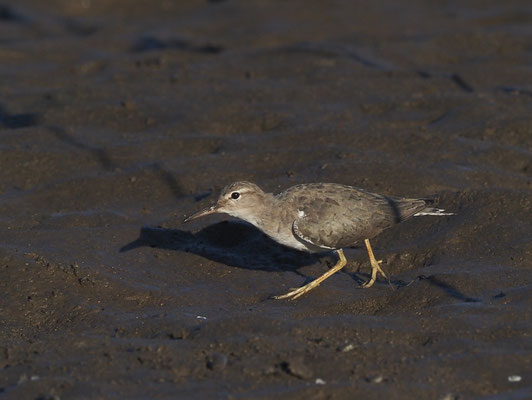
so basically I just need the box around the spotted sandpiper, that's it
[184,181,453,300]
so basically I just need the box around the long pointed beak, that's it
[183,205,219,222]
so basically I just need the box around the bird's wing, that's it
[286,184,429,249]
[292,203,386,250]
[292,218,337,250]
[288,193,386,250]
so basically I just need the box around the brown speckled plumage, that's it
[277,183,430,251]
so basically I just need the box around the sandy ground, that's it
[1,0,531,399]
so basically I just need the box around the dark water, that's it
[1,1,531,398]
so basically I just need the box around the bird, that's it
[184,181,453,300]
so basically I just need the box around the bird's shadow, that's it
[119,222,479,301]
[120,221,322,275]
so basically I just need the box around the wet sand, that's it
[1,0,531,398]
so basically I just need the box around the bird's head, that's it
[184,181,267,223]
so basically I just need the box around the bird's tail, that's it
[414,207,455,216]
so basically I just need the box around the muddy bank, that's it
[1,0,531,399]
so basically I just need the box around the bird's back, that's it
[277,183,429,250]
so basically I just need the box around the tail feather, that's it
[414,207,455,216]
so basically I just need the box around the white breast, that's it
[241,214,310,251]
[264,229,309,251]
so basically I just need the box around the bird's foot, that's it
[274,249,348,300]
[273,281,320,300]
[360,260,382,288]
[361,277,376,288]
[360,260,394,289]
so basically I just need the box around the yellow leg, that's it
[361,239,393,289]
[274,249,347,300]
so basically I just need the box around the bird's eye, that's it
[231,192,240,199]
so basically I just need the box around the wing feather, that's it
[281,184,429,249]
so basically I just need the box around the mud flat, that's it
[0,0,531,398]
